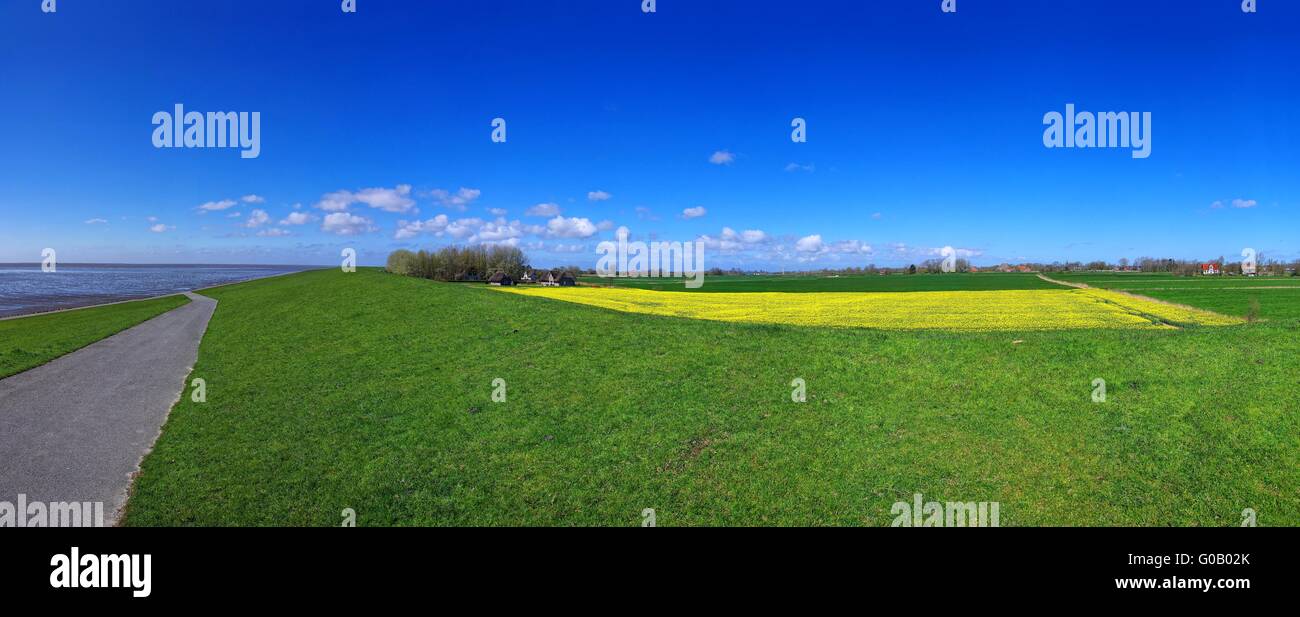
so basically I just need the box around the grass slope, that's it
[0,295,190,379]
[579,272,1060,293]
[124,270,1299,526]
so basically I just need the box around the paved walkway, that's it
[0,293,217,525]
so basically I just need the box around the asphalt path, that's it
[0,292,216,525]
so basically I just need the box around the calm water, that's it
[0,264,314,318]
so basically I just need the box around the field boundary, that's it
[1039,274,1243,326]
[1036,273,1089,289]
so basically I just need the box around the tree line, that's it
[386,245,530,281]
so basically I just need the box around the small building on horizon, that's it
[488,272,515,286]
[1201,263,1221,276]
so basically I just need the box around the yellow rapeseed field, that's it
[496,286,1241,331]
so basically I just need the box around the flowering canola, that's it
[497,286,1241,331]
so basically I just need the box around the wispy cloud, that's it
[587,190,612,202]
[526,202,562,217]
[197,199,237,213]
[681,206,707,219]
[709,150,735,165]
[84,218,108,225]
[430,187,481,211]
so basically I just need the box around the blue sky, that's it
[1,0,1296,268]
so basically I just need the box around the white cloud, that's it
[828,239,872,254]
[314,184,415,213]
[545,216,598,238]
[394,214,449,240]
[681,206,707,219]
[709,150,735,165]
[1231,198,1257,209]
[241,194,265,204]
[149,223,171,233]
[197,199,237,213]
[354,184,415,213]
[871,212,883,220]
[430,187,481,211]
[1210,200,1224,209]
[316,190,354,212]
[795,234,824,253]
[146,216,159,223]
[256,228,291,237]
[245,209,270,228]
[84,218,107,225]
[445,217,482,240]
[471,219,526,243]
[698,227,770,252]
[596,220,615,231]
[280,211,317,226]
[926,246,982,258]
[526,202,562,217]
[784,162,814,173]
[227,211,242,218]
[321,212,377,236]
[587,190,612,202]
[488,207,508,216]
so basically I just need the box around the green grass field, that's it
[122,269,1299,526]
[579,272,1059,292]
[1055,272,1300,321]
[0,295,190,379]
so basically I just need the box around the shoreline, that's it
[0,267,324,321]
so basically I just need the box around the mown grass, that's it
[123,269,1299,526]
[580,272,1060,293]
[0,295,190,379]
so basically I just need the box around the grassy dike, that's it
[123,269,1299,526]
[0,295,190,379]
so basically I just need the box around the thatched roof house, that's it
[488,272,515,286]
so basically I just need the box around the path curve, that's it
[0,292,217,525]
